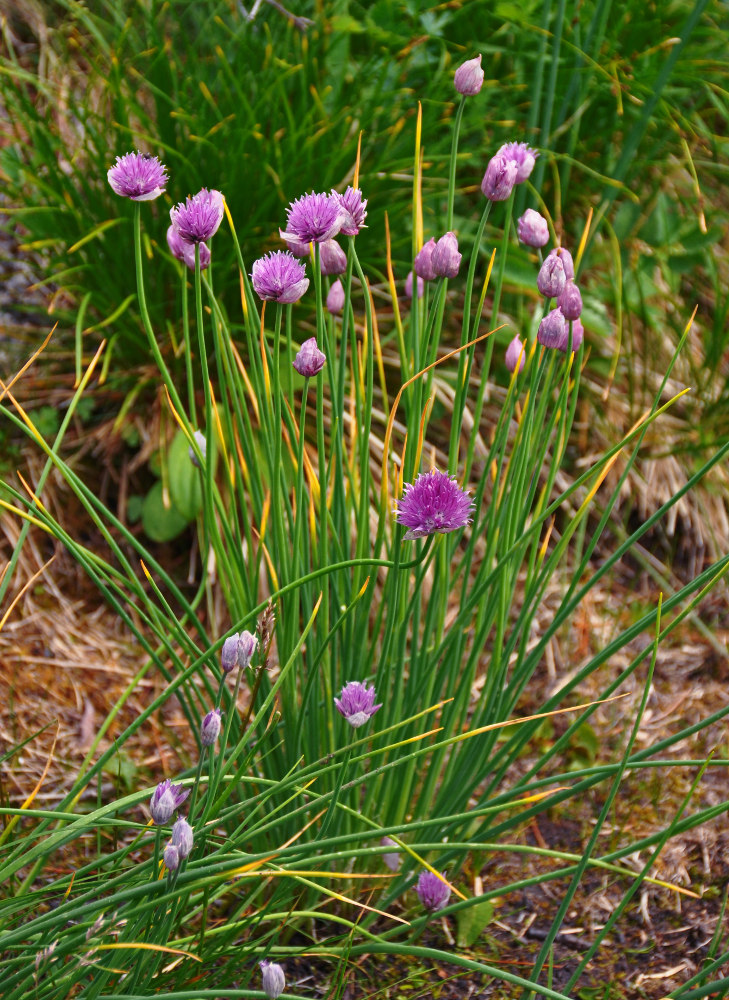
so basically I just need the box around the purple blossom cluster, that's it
[395,469,474,540]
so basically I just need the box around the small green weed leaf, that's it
[456,897,494,948]
[141,481,189,542]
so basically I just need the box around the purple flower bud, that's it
[167,225,211,271]
[396,469,475,540]
[170,188,225,244]
[334,186,367,236]
[413,238,437,281]
[326,279,345,316]
[200,708,222,747]
[237,630,258,669]
[416,870,451,911]
[481,153,518,202]
[107,151,168,201]
[279,228,310,258]
[537,251,568,298]
[319,240,347,276]
[149,779,190,826]
[505,335,526,373]
[498,141,539,183]
[432,231,462,279]
[188,430,206,467]
[281,191,345,244]
[537,307,568,349]
[293,338,326,377]
[454,54,484,96]
[555,247,575,280]
[557,280,582,320]
[163,843,179,871]
[381,836,401,871]
[171,817,194,859]
[334,680,382,729]
[559,318,584,353]
[405,270,424,300]
[221,634,239,673]
[251,251,309,304]
[517,209,549,248]
[260,960,286,999]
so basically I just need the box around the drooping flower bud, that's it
[171,817,194,859]
[517,209,549,248]
[481,153,518,202]
[432,232,462,279]
[293,338,326,377]
[537,307,568,349]
[454,54,484,96]
[557,280,582,320]
[163,843,179,871]
[319,240,347,276]
[260,960,286,999]
[200,708,222,747]
[413,238,437,281]
[405,270,424,300]
[505,335,526,373]
[326,279,345,315]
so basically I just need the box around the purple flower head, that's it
[279,227,311,258]
[167,226,211,272]
[170,188,224,244]
[251,251,309,304]
[557,280,582,320]
[107,151,168,201]
[454,54,484,96]
[417,870,451,912]
[559,317,584,353]
[326,279,345,315]
[517,209,549,248]
[282,191,344,244]
[335,186,368,236]
[537,251,568,298]
[221,630,258,672]
[481,153,518,202]
[538,307,568,350]
[293,337,326,377]
[149,779,190,825]
[505,335,526,374]
[200,708,222,747]
[498,141,539,183]
[188,430,207,468]
[334,680,382,729]
[319,239,347,276]
[405,270,424,300]
[163,843,180,872]
[413,238,437,281]
[381,836,401,871]
[395,469,475,540]
[171,817,194,859]
[260,960,286,1000]
[432,232,462,278]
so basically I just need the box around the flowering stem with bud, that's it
[446,96,466,231]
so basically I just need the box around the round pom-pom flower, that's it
[293,338,326,377]
[170,188,224,244]
[454,54,484,96]
[260,960,286,999]
[167,225,210,272]
[149,779,190,825]
[395,469,475,541]
[498,141,538,183]
[416,870,452,912]
[334,186,367,236]
[251,251,309,304]
[107,151,168,201]
[281,191,344,244]
[334,681,382,729]
[481,153,518,202]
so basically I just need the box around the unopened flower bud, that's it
[260,960,286,999]
[200,708,222,747]
[517,209,549,248]
[326,279,345,315]
[537,307,568,349]
[413,238,437,281]
[505,335,526,373]
[537,251,568,298]
[405,270,424,300]
[454,54,484,96]
[293,338,326,377]
[559,318,584,353]
[319,239,347,276]
[481,153,518,202]
[432,232,462,279]
[221,634,239,673]
[171,817,194,859]
[381,836,401,871]
[557,280,582,320]
[163,843,180,871]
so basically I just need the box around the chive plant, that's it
[1,53,729,1000]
